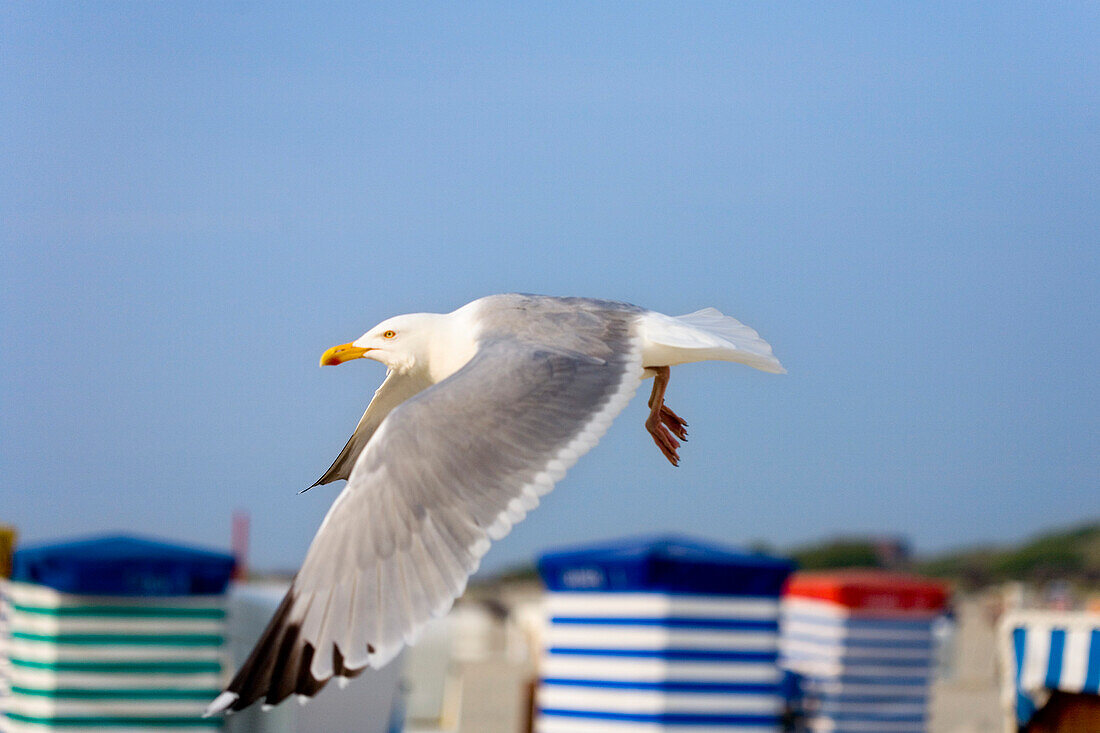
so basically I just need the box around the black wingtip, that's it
[209,584,368,715]
[299,475,329,494]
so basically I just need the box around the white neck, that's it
[420,306,481,383]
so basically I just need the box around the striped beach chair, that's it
[1,535,233,733]
[0,581,12,723]
[534,535,795,733]
[779,571,948,733]
[999,610,1100,732]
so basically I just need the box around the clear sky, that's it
[2,3,1097,575]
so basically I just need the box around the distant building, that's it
[874,535,911,568]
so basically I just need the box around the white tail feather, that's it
[641,308,785,373]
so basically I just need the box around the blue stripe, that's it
[828,729,924,733]
[550,616,778,631]
[822,691,924,708]
[826,710,926,723]
[1016,690,1037,727]
[548,647,777,662]
[783,612,934,632]
[811,692,928,705]
[540,678,781,694]
[811,674,930,686]
[539,709,781,726]
[1013,627,1027,684]
[783,631,934,650]
[1045,628,1066,690]
[782,651,932,668]
[1011,630,1035,728]
[1085,629,1100,694]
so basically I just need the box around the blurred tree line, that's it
[789,521,1100,589]
[487,521,1100,591]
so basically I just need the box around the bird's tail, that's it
[671,307,786,373]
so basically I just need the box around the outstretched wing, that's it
[209,328,643,714]
[308,370,434,488]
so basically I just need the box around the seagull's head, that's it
[319,314,439,373]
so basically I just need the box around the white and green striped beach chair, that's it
[1,535,234,733]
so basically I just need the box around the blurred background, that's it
[1,4,1097,733]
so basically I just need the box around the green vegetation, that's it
[783,523,1100,588]
[916,522,1100,588]
[789,539,883,570]
[482,521,1100,590]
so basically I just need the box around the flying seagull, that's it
[207,294,783,715]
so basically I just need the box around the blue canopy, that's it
[537,534,795,597]
[11,534,235,596]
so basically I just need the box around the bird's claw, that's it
[660,405,688,441]
[646,411,682,466]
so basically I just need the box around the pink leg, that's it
[645,367,688,466]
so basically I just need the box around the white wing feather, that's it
[296,345,643,677]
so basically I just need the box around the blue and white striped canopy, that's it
[1004,611,1100,725]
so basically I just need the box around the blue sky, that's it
[2,3,1097,574]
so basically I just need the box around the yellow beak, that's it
[320,342,371,366]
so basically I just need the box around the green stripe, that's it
[10,658,221,674]
[12,604,225,620]
[4,712,220,728]
[12,631,224,646]
[10,686,222,700]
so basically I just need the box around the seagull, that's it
[206,294,783,715]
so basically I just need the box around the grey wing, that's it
[309,370,434,488]
[209,332,644,714]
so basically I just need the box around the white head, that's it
[320,313,441,373]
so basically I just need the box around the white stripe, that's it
[799,680,927,699]
[547,626,778,651]
[780,638,931,661]
[4,582,225,609]
[807,719,923,733]
[1060,628,1091,692]
[782,597,941,622]
[782,598,850,620]
[5,695,209,717]
[810,700,926,716]
[536,717,779,733]
[537,686,782,715]
[780,658,929,679]
[1019,625,1052,694]
[781,619,934,643]
[548,593,779,620]
[540,656,782,684]
[8,640,222,662]
[8,667,222,690]
[9,615,223,635]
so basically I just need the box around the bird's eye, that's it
[382,330,396,339]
